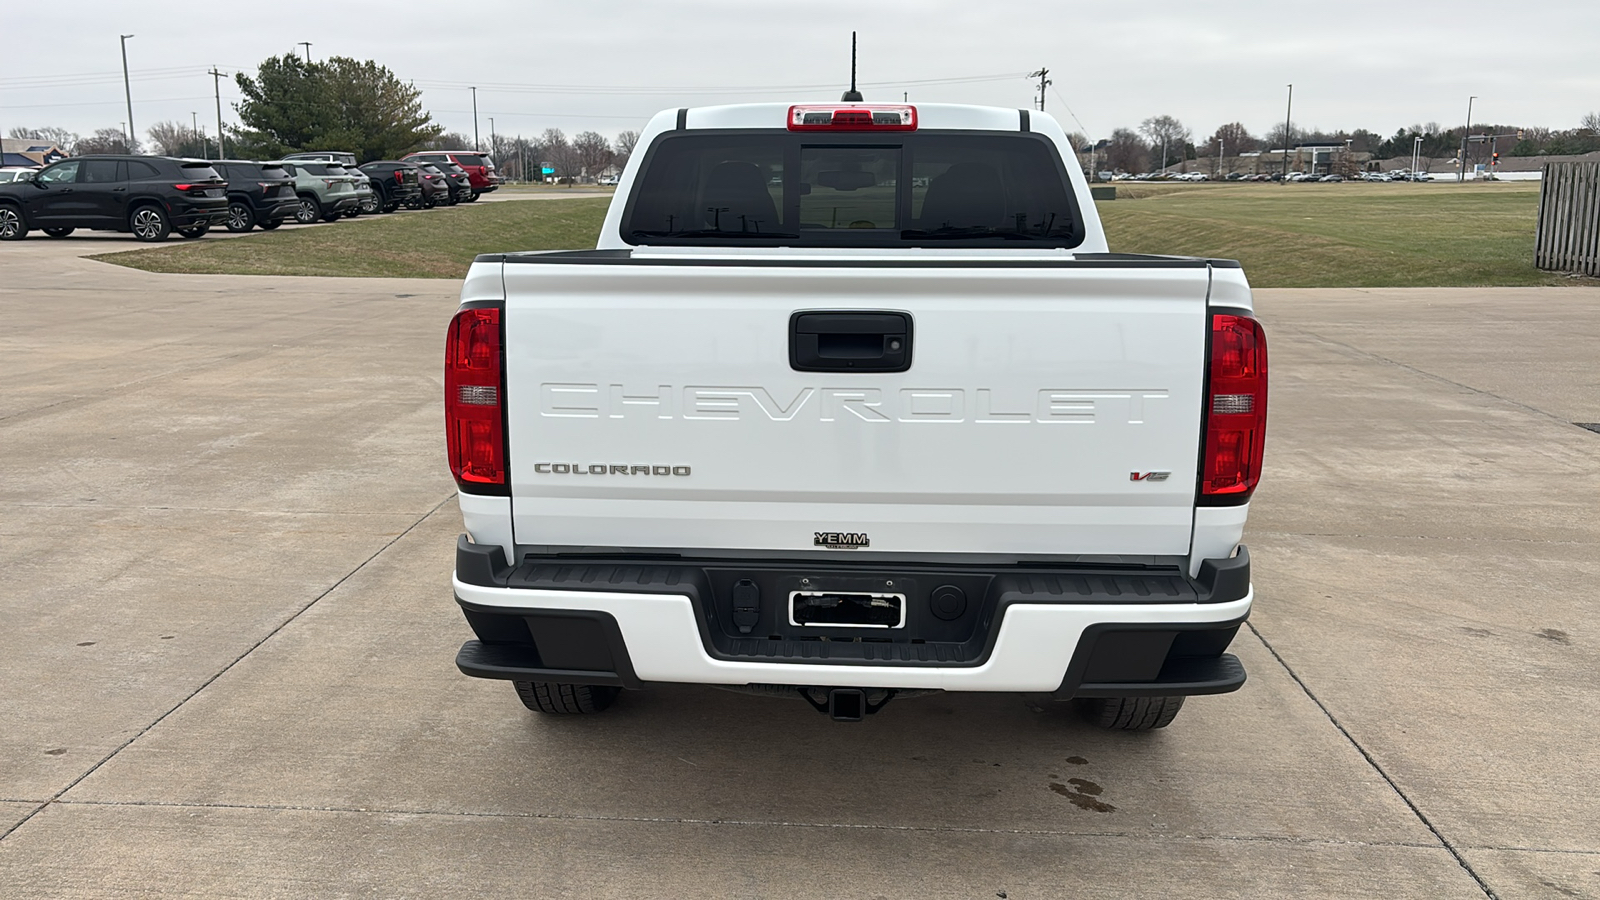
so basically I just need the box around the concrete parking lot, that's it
[1,235,1597,898]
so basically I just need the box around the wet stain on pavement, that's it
[1049,777,1115,812]
[44,748,67,756]
[1536,628,1570,644]
[1460,627,1493,637]
[1065,756,1088,765]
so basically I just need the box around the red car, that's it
[402,150,500,200]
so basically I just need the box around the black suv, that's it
[0,155,228,242]
[210,160,298,232]
[357,161,424,212]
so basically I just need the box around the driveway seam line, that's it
[1283,326,1580,430]
[0,493,455,844]
[35,797,1448,849]
[1247,622,1499,899]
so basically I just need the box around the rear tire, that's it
[295,195,322,225]
[465,191,480,202]
[358,191,380,214]
[1076,696,1185,730]
[43,227,75,238]
[259,219,282,230]
[513,681,619,715]
[129,205,171,242]
[226,201,255,232]
[0,205,27,240]
[177,224,209,239]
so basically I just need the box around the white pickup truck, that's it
[446,101,1266,729]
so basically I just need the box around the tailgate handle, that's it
[789,311,912,372]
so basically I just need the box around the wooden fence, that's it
[1536,162,1600,276]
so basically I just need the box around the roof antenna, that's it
[841,31,863,102]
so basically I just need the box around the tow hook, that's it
[800,687,895,722]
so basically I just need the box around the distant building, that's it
[1,137,69,168]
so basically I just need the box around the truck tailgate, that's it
[500,258,1211,558]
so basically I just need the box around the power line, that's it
[414,72,1026,97]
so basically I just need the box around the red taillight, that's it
[1201,312,1268,501]
[445,307,507,491]
[394,170,404,184]
[788,104,917,131]
[173,183,192,191]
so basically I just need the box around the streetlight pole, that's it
[1458,95,1476,182]
[488,117,496,158]
[192,111,201,156]
[299,42,313,63]
[1413,135,1422,177]
[120,34,136,153]
[471,87,480,150]
[1281,84,1292,184]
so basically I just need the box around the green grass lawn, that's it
[96,181,1578,288]
[92,198,611,279]
[1100,181,1560,288]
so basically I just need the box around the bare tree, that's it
[146,120,211,157]
[73,127,134,155]
[612,130,640,170]
[1204,122,1257,156]
[1583,112,1600,135]
[1139,115,1190,173]
[8,125,80,149]
[572,131,613,183]
[416,131,474,151]
[540,128,580,185]
[1103,128,1149,174]
[1265,121,1303,152]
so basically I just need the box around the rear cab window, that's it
[451,154,489,169]
[622,131,1083,248]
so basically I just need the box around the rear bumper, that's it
[169,200,229,227]
[451,541,1251,695]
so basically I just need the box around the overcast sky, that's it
[3,0,1596,147]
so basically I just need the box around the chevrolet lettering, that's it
[445,99,1267,732]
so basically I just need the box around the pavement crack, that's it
[1246,622,1500,899]
[0,493,456,844]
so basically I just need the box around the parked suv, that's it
[434,160,474,204]
[357,161,423,212]
[0,155,227,242]
[415,163,452,208]
[210,160,298,232]
[277,160,360,223]
[403,150,499,199]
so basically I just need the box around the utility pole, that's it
[1458,95,1476,182]
[489,117,496,158]
[120,35,136,153]
[208,67,226,159]
[1028,68,1051,111]
[1281,84,1293,184]
[299,42,313,63]
[1413,135,1422,176]
[471,87,480,150]
[192,111,202,157]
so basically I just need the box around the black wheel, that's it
[465,191,480,202]
[513,681,619,715]
[129,205,171,242]
[358,190,380,214]
[226,201,255,232]
[423,195,437,209]
[259,219,282,230]
[404,197,423,210]
[294,195,322,225]
[341,208,359,219]
[324,211,344,222]
[43,227,75,238]
[0,205,27,240]
[1076,696,1185,731]
[177,224,209,239]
